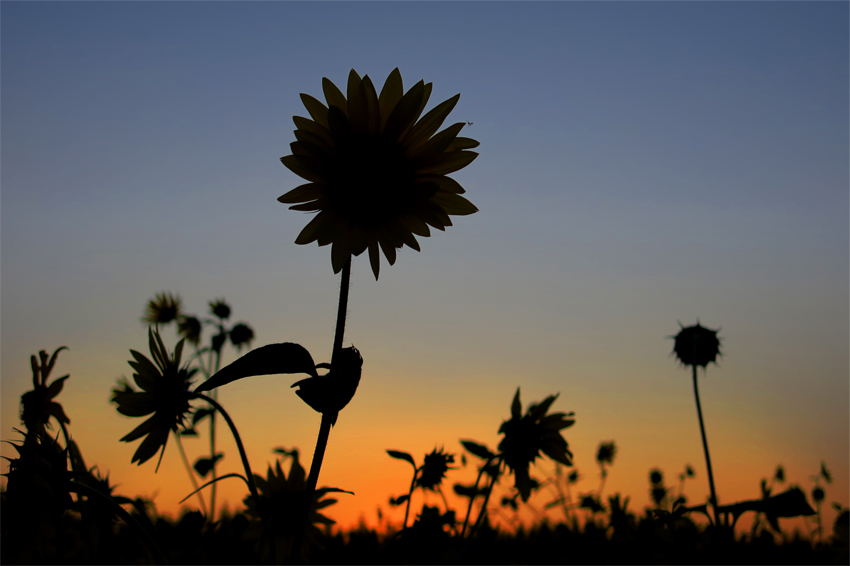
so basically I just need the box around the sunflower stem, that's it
[403,466,419,528]
[470,463,499,538]
[332,257,352,365]
[174,431,208,517]
[461,455,496,538]
[192,392,275,563]
[293,257,352,561]
[692,364,720,526]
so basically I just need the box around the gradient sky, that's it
[2,1,848,536]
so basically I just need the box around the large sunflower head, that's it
[279,68,479,279]
[111,328,197,468]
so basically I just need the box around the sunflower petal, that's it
[294,211,329,245]
[294,129,333,154]
[432,192,479,216]
[290,141,310,156]
[402,93,460,149]
[420,174,466,194]
[347,70,369,134]
[379,68,404,129]
[323,77,348,115]
[293,116,335,147]
[448,136,480,150]
[131,424,170,465]
[299,94,330,129]
[390,220,421,251]
[384,80,426,141]
[379,237,397,266]
[409,122,466,163]
[400,214,431,238]
[289,199,327,212]
[280,155,328,183]
[327,105,351,139]
[331,239,351,274]
[362,75,381,134]
[278,183,325,204]
[121,413,159,443]
[418,150,478,176]
[368,242,380,279]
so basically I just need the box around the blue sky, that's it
[2,1,847,530]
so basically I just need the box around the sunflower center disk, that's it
[328,135,416,228]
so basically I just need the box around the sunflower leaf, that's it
[387,450,416,467]
[194,343,318,394]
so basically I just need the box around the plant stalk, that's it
[403,466,418,528]
[293,257,352,561]
[692,364,720,526]
[174,431,208,516]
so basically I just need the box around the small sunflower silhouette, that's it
[112,328,197,468]
[279,68,479,278]
[141,292,183,325]
[498,388,575,502]
[417,448,455,491]
[20,346,70,436]
[671,321,721,368]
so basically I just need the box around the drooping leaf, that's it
[386,450,416,467]
[195,343,318,393]
[461,440,495,460]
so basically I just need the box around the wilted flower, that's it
[111,328,197,467]
[279,68,480,279]
[142,292,183,325]
[417,448,455,490]
[498,388,575,502]
[596,441,617,466]
[20,346,70,436]
[671,321,722,368]
[229,323,255,351]
[209,298,231,320]
[177,315,203,347]
[291,346,362,425]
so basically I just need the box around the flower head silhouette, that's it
[291,345,362,426]
[672,321,722,368]
[279,68,479,278]
[20,346,70,436]
[498,388,575,502]
[112,328,197,468]
[417,448,455,491]
[141,292,183,325]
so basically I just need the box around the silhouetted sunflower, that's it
[671,321,722,368]
[279,68,479,279]
[112,328,197,468]
[498,388,575,502]
[596,441,617,466]
[177,315,203,346]
[209,298,231,320]
[20,346,71,436]
[417,448,455,490]
[142,292,183,325]
[229,322,255,351]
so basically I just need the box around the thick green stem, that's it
[174,431,208,516]
[692,364,720,526]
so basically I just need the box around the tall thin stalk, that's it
[292,257,352,559]
[174,431,208,516]
[691,364,719,525]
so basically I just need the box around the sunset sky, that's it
[2,1,847,536]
